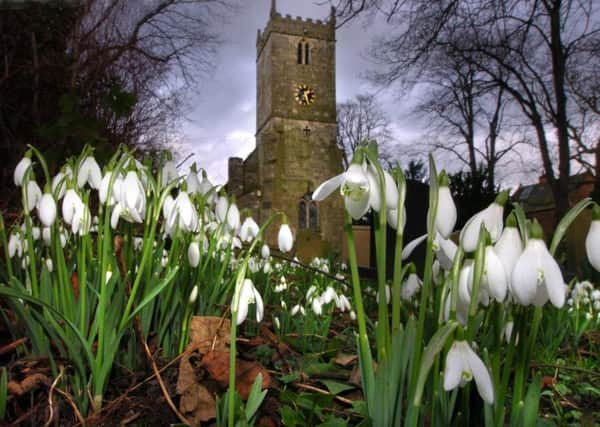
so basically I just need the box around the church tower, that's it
[228,1,344,258]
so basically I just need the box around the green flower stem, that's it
[391,168,406,331]
[27,145,50,186]
[228,212,282,427]
[467,226,487,341]
[344,212,375,411]
[449,247,464,321]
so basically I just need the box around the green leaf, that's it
[522,374,542,427]
[320,380,355,395]
[245,373,267,421]
[512,203,529,246]
[413,321,459,406]
[280,372,300,384]
[549,197,592,255]
[127,266,179,322]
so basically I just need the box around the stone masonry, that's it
[228,0,344,259]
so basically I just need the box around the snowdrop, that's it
[77,156,102,190]
[99,171,123,206]
[585,204,600,272]
[165,191,198,235]
[62,189,90,235]
[511,221,566,308]
[459,191,508,252]
[278,222,293,253]
[215,195,229,223]
[188,241,200,268]
[435,172,457,238]
[235,278,264,325]
[226,201,240,232]
[8,233,23,258]
[112,171,146,228]
[189,285,199,304]
[312,162,371,220]
[14,155,32,187]
[25,180,42,213]
[239,217,260,242]
[37,192,57,227]
[443,340,494,404]
[366,165,399,213]
[481,245,508,303]
[401,271,422,301]
[493,214,523,283]
[161,159,178,188]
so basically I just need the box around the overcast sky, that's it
[176,0,539,187]
[177,0,421,184]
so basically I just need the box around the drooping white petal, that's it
[226,203,240,232]
[235,279,253,325]
[366,168,381,212]
[188,241,200,267]
[464,343,494,404]
[511,240,545,305]
[215,196,229,223]
[253,286,264,322]
[483,246,507,302]
[26,181,42,213]
[345,192,371,220]
[261,244,270,258]
[436,186,457,238]
[541,252,566,308]
[443,342,465,392]
[189,285,199,304]
[278,224,293,253]
[77,156,102,189]
[402,234,428,260]
[494,227,523,279]
[161,160,178,188]
[585,220,600,272]
[387,206,407,231]
[37,193,57,227]
[435,235,458,270]
[312,173,346,201]
[239,217,259,242]
[459,203,504,252]
[14,157,32,187]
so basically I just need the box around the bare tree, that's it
[337,93,393,167]
[330,0,600,221]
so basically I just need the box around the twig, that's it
[45,365,64,427]
[0,337,28,356]
[291,382,354,406]
[140,337,190,425]
[531,363,600,378]
[54,386,85,426]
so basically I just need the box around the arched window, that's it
[298,193,318,230]
[305,43,310,64]
[297,41,310,65]
[297,42,303,64]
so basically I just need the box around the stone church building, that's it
[228,1,344,259]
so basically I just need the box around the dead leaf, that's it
[177,316,231,425]
[201,351,271,400]
[334,353,357,367]
[71,271,80,299]
[7,373,49,396]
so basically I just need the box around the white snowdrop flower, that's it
[8,233,22,258]
[31,227,40,241]
[511,222,566,308]
[188,241,200,268]
[502,321,518,344]
[401,272,422,301]
[335,273,345,281]
[114,171,146,227]
[232,236,242,249]
[494,216,523,281]
[162,195,175,221]
[51,169,70,200]
[591,289,600,301]
[161,159,178,188]
[443,340,494,404]
[99,171,123,206]
[585,312,593,321]
[460,191,508,252]
[306,285,318,301]
[248,257,259,273]
[337,294,352,312]
[263,261,272,274]
[161,250,168,268]
[274,316,281,329]
[261,244,270,259]
[435,173,457,238]
[482,246,508,303]
[312,298,323,316]
[320,286,337,305]
[235,278,264,325]
[189,285,199,304]
[132,237,144,251]
[14,156,32,187]
[350,310,356,321]
[226,202,240,232]
[239,217,260,242]
[186,166,201,194]
[45,258,53,273]
[166,191,198,236]
[585,204,600,272]
[77,156,102,190]
[42,227,51,246]
[376,285,391,305]
[215,196,229,223]
[593,300,600,311]
[366,165,399,213]
[291,304,302,316]
[278,223,294,253]
[25,180,42,213]
[37,193,57,227]
[59,231,67,248]
[313,162,371,220]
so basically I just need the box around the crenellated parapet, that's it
[257,3,335,57]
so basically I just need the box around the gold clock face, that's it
[294,84,316,106]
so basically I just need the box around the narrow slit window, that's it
[305,43,310,65]
[297,42,303,64]
[309,201,318,229]
[298,200,307,229]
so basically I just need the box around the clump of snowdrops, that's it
[311,142,598,426]
[1,145,294,418]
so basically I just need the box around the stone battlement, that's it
[257,3,335,57]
